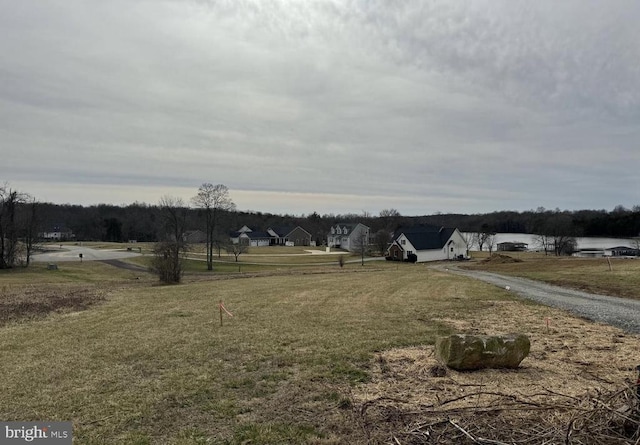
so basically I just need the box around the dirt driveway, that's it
[441,265,640,334]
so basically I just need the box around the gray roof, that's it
[333,222,368,235]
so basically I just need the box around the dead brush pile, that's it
[482,253,523,264]
[357,383,640,444]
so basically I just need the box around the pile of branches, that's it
[358,384,640,444]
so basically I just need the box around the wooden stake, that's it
[219,300,223,326]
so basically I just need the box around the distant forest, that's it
[33,202,640,243]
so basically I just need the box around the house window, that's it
[450,247,454,252]
[407,250,413,255]
[401,239,406,245]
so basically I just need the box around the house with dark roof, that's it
[229,225,254,244]
[239,230,273,247]
[386,225,467,262]
[327,223,370,252]
[267,226,313,246]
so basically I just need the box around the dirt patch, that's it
[354,300,640,443]
[0,285,107,326]
[482,253,523,264]
[100,259,151,273]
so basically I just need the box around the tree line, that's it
[2,181,639,272]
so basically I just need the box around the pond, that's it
[462,232,638,251]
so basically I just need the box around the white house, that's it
[42,226,74,241]
[387,225,467,262]
[327,223,370,252]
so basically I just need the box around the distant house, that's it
[327,223,370,252]
[386,225,467,262]
[574,249,606,258]
[240,231,272,247]
[229,226,253,244]
[183,230,207,244]
[607,246,640,257]
[42,226,74,241]
[497,242,528,252]
[267,226,313,246]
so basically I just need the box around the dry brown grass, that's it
[466,254,640,300]
[0,285,107,326]
[0,262,156,325]
[1,261,638,443]
[355,299,640,443]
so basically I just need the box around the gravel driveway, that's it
[442,266,640,334]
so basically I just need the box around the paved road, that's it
[32,246,142,263]
[441,266,640,334]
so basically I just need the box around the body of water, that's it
[462,233,637,251]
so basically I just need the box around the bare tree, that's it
[192,183,236,271]
[631,237,640,256]
[374,229,392,256]
[352,228,370,266]
[476,231,489,252]
[0,186,26,269]
[152,196,188,283]
[533,233,554,255]
[486,233,497,255]
[226,239,248,262]
[18,195,39,266]
[460,231,474,257]
[212,230,226,258]
[543,213,577,256]
[476,224,494,253]
[379,208,400,218]
[379,208,401,231]
[553,235,577,256]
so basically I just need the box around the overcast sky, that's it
[1,1,639,216]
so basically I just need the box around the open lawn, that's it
[186,245,340,256]
[125,255,374,275]
[466,252,640,300]
[185,254,358,266]
[1,260,638,443]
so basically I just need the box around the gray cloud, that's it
[1,0,638,215]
